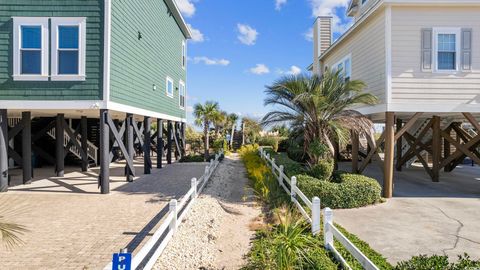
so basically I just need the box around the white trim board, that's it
[0,100,187,122]
[385,5,392,107]
[103,0,112,102]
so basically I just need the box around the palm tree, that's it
[0,220,27,250]
[194,101,220,160]
[227,113,239,148]
[262,70,377,164]
[212,110,227,138]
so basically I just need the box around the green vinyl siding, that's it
[0,0,103,100]
[110,0,187,119]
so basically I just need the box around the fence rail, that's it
[259,147,378,270]
[104,151,223,270]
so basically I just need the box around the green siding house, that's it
[0,0,192,193]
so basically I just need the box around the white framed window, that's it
[166,77,174,98]
[12,17,49,81]
[433,28,460,72]
[333,54,352,81]
[361,0,368,5]
[179,80,186,109]
[51,17,86,81]
[181,41,186,69]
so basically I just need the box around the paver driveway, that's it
[0,158,206,270]
[336,163,480,264]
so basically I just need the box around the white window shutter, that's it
[421,28,433,71]
[461,28,472,71]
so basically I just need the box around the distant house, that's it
[0,0,191,193]
[310,0,480,198]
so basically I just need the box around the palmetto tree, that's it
[227,113,239,148]
[212,110,227,138]
[194,101,220,160]
[262,70,377,164]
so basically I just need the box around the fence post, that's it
[191,178,197,199]
[278,165,284,185]
[324,207,333,249]
[290,176,297,202]
[266,153,270,161]
[169,199,178,233]
[271,158,276,172]
[312,197,321,235]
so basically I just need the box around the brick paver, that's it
[0,158,206,270]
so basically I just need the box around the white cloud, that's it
[304,27,314,42]
[277,65,302,76]
[187,24,204,43]
[237,24,258,46]
[275,0,287,10]
[193,56,230,66]
[287,65,302,75]
[249,64,270,75]
[308,0,353,34]
[174,0,196,17]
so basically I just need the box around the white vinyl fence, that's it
[104,151,223,270]
[259,147,379,270]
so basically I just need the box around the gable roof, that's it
[165,0,192,39]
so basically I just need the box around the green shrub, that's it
[296,173,381,209]
[179,155,206,162]
[308,159,334,180]
[277,138,289,152]
[258,136,279,152]
[335,223,393,270]
[286,142,305,163]
[243,210,337,270]
[395,254,480,270]
[270,152,306,177]
[213,138,228,152]
[240,145,288,206]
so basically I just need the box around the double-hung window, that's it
[334,54,352,81]
[182,41,186,69]
[166,77,174,98]
[12,17,86,81]
[13,17,49,81]
[179,81,186,109]
[433,28,460,72]
[51,18,86,80]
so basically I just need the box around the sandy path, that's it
[154,154,261,270]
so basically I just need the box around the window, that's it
[333,54,352,81]
[13,17,49,81]
[437,34,456,70]
[51,17,86,80]
[179,81,186,109]
[361,0,368,5]
[432,28,460,72]
[182,41,186,69]
[166,77,174,97]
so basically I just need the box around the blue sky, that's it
[174,0,352,126]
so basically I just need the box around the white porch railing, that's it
[104,150,223,270]
[259,147,379,270]
[47,126,98,165]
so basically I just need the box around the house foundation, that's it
[354,112,480,198]
[0,109,186,194]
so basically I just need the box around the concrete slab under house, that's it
[310,0,480,199]
[0,0,192,195]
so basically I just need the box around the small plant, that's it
[395,254,480,270]
[243,209,337,270]
[307,159,334,180]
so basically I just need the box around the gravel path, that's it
[153,154,262,270]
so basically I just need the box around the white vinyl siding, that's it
[391,6,480,105]
[323,8,386,104]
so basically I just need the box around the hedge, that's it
[394,254,480,270]
[296,173,382,209]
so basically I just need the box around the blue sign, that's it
[112,253,132,270]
